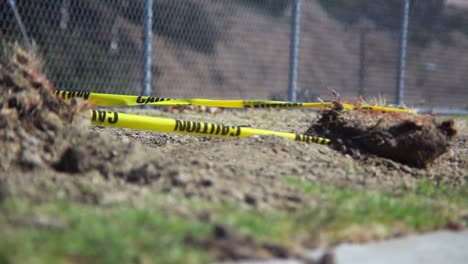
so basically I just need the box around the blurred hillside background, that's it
[1,0,467,109]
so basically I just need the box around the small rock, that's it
[20,150,44,168]
[169,170,192,186]
[244,194,257,206]
[127,163,158,183]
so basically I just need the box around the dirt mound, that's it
[0,47,149,197]
[0,47,309,212]
[0,46,91,170]
[306,108,457,167]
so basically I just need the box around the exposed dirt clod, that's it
[307,109,458,168]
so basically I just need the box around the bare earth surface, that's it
[3,104,466,211]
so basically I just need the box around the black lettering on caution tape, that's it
[55,91,90,100]
[91,110,118,124]
[294,134,329,145]
[136,96,173,104]
[174,120,241,137]
[233,126,241,136]
[221,125,230,136]
[186,121,196,133]
[245,102,304,108]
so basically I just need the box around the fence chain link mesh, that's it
[1,0,467,109]
[298,0,468,109]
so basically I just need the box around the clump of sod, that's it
[306,102,457,167]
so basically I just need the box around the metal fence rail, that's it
[1,0,467,111]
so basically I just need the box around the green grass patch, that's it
[1,178,466,263]
[450,114,468,120]
[0,200,212,264]
[416,178,468,207]
[210,204,298,244]
[283,176,466,241]
[207,177,466,245]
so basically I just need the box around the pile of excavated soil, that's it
[306,108,457,168]
[0,47,90,171]
[0,47,309,212]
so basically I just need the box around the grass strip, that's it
[0,178,465,263]
[0,200,212,264]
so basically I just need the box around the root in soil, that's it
[306,108,457,168]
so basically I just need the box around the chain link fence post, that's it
[395,0,410,105]
[288,0,302,102]
[358,26,368,97]
[142,0,153,97]
[7,0,32,50]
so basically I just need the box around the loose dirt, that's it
[0,47,467,261]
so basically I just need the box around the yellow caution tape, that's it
[55,90,351,110]
[57,90,415,113]
[358,104,416,113]
[89,109,331,145]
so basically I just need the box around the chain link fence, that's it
[300,0,468,111]
[1,0,467,111]
[1,0,146,94]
